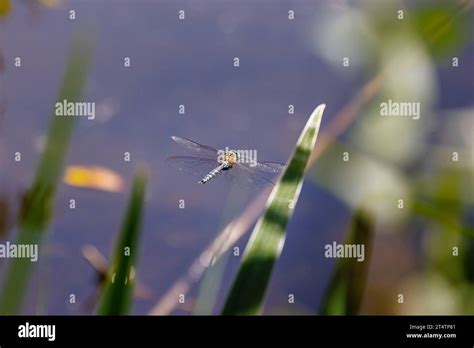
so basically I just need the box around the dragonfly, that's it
[166,136,285,187]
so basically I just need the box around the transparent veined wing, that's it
[231,162,282,188]
[166,155,219,179]
[254,161,286,173]
[237,153,286,174]
[170,136,218,159]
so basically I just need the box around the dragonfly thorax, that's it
[218,150,239,168]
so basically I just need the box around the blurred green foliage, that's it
[0,32,93,314]
[411,1,471,59]
[319,209,374,315]
[98,168,148,315]
[310,0,473,315]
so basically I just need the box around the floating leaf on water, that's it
[0,0,11,18]
[64,166,124,193]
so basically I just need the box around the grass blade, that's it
[319,209,374,315]
[221,104,325,315]
[0,32,93,314]
[97,168,148,315]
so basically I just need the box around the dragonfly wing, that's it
[232,163,279,188]
[166,156,218,179]
[237,153,286,173]
[254,161,286,173]
[171,136,218,159]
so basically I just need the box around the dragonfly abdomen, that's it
[199,163,228,184]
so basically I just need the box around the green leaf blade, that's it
[319,209,374,315]
[97,167,148,315]
[0,33,93,314]
[222,104,326,315]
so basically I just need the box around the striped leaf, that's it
[222,104,326,315]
